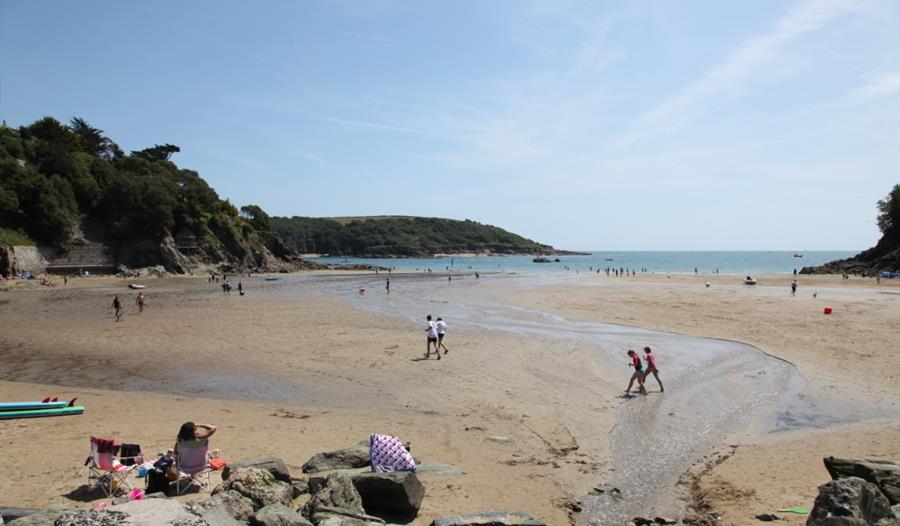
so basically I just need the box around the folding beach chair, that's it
[86,436,135,497]
[173,438,212,495]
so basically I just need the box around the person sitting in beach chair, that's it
[86,436,138,497]
[172,422,216,495]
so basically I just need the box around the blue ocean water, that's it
[313,251,855,275]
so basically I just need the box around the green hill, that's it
[271,215,561,257]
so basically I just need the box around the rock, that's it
[414,463,465,476]
[431,511,547,526]
[303,472,365,518]
[351,472,425,517]
[5,509,64,526]
[302,442,370,473]
[160,235,194,274]
[824,457,900,505]
[633,518,654,526]
[309,505,385,525]
[292,478,310,498]
[654,518,678,525]
[224,457,292,484]
[194,489,256,521]
[45,509,128,526]
[755,514,780,521]
[213,467,293,511]
[197,503,247,526]
[484,436,514,444]
[109,499,205,526]
[807,477,894,526]
[251,503,314,526]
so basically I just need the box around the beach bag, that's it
[119,443,142,466]
[369,433,415,472]
[145,468,169,495]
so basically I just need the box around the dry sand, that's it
[0,272,897,525]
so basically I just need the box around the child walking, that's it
[643,346,664,392]
[625,350,646,394]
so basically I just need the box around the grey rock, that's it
[484,436,514,445]
[414,463,465,476]
[302,442,370,473]
[310,506,385,526]
[654,518,678,525]
[213,468,293,511]
[224,457,292,485]
[303,472,365,518]
[351,472,425,516]
[49,510,128,526]
[6,510,64,526]
[250,504,313,526]
[755,514,780,521]
[159,235,194,274]
[292,478,310,498]
[807,477,894,526]
[431,511,547,526]
[893,504,900,520]
[197,504,247,526]
[109,499,203,525]
[1,509,62,524]
[194,490,256,521]
[824,457,900,505]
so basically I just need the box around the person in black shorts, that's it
[425,315,440,359]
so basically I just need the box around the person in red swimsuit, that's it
[625,350,646,394]
[643,346,664,392]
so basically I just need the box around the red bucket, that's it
[823,306,832,314]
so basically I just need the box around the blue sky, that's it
[1,0,897,250]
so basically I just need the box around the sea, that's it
[312,250,856,275]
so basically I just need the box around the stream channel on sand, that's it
[320,272,816,525]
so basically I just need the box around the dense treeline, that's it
[271,215,553,257]
[0,117,284,267]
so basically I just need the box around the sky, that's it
[1,0,898,251]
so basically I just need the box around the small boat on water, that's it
[793,253,804,258]
[604,258,614,261]
[128,284,146,289]
[532,257,551,263]
[743,276,757,285]
[264,277,280,281]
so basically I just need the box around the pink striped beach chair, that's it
[86,436,135,497]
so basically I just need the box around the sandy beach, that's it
[1,271,898,525]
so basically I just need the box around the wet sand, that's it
[0,271,898,525]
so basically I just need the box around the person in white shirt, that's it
[436,317,449,354]
[425,315,440,360]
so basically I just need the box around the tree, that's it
[131,143,180,162]
[240,204,272,232]
[69,117,116,158]
[876,184,900,241]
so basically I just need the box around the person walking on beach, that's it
[791,279,798,296]
[625,350,646,394]
[386,278,390,294]
[643,346,663,392]
[436,317,449,354]
[112,295,123,322]
[425,315,440,360]
[136,292,145,314]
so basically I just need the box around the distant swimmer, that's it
[625,350,646,395]
[643,346,663,392]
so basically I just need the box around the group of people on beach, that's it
[111,293,145,322]
[625,346,664,395]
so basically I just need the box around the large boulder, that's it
[302,442,370,473]
[351,471,425,516]
[213,467,293,511]
[196,504,247,526]
[309,506,385,526]
[251,503,314,526]
[303,472,365,518]
[5,509,65,525]
[806,477,895,526]
[825,457,900,505]
[431,512,548,526]
[224,457,292,484]
[193,489,256,521]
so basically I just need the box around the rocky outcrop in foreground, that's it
[2,447,546,526]
[807,457,900,526]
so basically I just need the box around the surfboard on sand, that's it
[0,406,86,419]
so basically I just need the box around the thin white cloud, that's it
[852,71,900,99]
[613,0,862,149]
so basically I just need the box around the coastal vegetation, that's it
[0,117,565,272]
[0,117,285,270]
[270,215,556,257]
[802,183,900,275]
